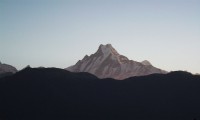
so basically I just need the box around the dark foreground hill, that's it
[0,68,200,120]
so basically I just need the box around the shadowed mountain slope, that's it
[0,68,200,120]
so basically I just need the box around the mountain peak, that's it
[66,44,166,79]
[99,43,112,48]
[97,44,119,56]
[0,63,18,78]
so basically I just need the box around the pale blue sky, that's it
[0,0,200,73]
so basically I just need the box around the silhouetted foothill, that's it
[0,68,200,120]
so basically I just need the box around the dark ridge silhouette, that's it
[0,72,13,79]
[0,68,200,120]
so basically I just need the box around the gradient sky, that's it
[0,0,200,73]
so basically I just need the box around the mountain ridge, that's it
[66,44,167,79]
[0,62,17,78]
[0,68,199,120]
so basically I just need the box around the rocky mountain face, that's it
[0,62,17,78]
[66,44,166,79]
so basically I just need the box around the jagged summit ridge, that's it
[98,44,120,56]
[66,44,166,79]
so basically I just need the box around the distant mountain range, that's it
[0,68,200,120]
[66,44,167,79]
[0,62,17,78]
